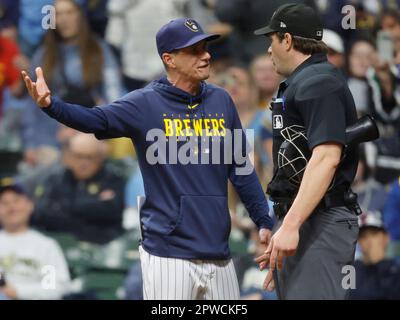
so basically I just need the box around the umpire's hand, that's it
[21,67,52,108]
[255,222,299,291]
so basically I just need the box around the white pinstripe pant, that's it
[139,245,240,300]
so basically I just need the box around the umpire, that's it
[254,4,360,299]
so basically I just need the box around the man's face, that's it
[267,33,290,77]
[67,148,104,181]
[170,41,211,81]
[381,15,400,56]
[358,228,389,264]
[251,55,281,94]
[0,191,33,231]
[349,41,376,78]
[381,15,400,40]
[222,67,255,109]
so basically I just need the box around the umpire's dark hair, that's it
[276,32,328,55]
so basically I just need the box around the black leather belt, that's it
[272,191,349,220]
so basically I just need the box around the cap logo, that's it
[316,30,322,37]
[0,177,15,187]
[280,21,287,28]
[185,19,199,32]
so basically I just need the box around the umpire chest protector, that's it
[267,53,359,202]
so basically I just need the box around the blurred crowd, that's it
[1,0,400,300]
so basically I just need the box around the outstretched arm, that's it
[21,67,109,135]
[22,67,143,139]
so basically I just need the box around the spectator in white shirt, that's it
[0,180,70,300]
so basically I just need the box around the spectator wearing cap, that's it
[349,211,400,300]
[322,29,345,70]
[0,179,70,300]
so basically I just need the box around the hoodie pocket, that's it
[170,195,231,255]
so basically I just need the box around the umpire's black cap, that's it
[254,3,323,41]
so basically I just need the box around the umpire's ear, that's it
[284,32,294,51]
[162,52,176,70]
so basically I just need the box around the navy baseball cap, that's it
[156,18,220,57]
[254,3,323,41]
[0,178,27,197]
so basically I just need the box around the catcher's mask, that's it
[277,115,380,187]
[277,125,310,187]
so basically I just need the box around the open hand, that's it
[21,67,51,108]
[255,222,299,291]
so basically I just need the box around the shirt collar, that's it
[283,53,328,87]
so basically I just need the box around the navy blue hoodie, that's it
[43,77,272,259]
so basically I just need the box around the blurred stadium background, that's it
[1,0,400,300]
